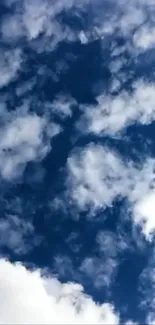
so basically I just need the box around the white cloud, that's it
[79,31,89,44]
[0,0,146,53]
[80,256,118,288]
[76,0,147,43]
[96,230,129,256]
[66,144,130,211]
[133,25,155,50]
[66,143,155,239]
[0,258,120,324]
[0,0,79,50]
[0,112,61,180]
[0,48,22,88]
[139,257,155,324]
[78,81,155,137]
[16,79,36,97]
[1,14,23,41]
[53,255,75,278]
[129,159,155,240]
[1,0,155,52]
[52,95,77,119]
[1,0,52,42]
[133,191,155,241]
[79,231,130,288]
[0,215,39,255]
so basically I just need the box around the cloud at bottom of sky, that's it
[0,258,121,324]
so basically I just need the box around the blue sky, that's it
[0,0,155,323]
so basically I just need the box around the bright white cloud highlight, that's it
[78,81,155,136]
[1,0,79,50]
[66,143,155,239]
[133,191,155,241]
[133,26,155,50]
[52,95,77,119]
[0,112,61,180]
[66,144,130,211]
[80,256,118,288]
[0,258,120,324]
[23,0,50,40]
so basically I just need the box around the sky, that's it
[0,0,155,323]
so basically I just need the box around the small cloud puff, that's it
[0,112,61,180]
[0,214,40,255]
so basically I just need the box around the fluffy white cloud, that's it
[0,112,61,180]
[77,0,147,43]
[133,191,155,241]
[23,0,51,40]
[119,5,146,35]
[133,25,155,50]
[0,258,120,324]
[129,158,155,239]
[0,48,22,88]
[1,0,52,41]
[66,143,155,239]
[66,144,129,211]
[0,0,80,50]
[82,231,130,287]
[78,81,155,136]
[96,230,129,255]
[2,0,155,52]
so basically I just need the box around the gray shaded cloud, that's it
[0,214,40,255]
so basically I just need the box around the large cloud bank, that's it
[0,258,120,324]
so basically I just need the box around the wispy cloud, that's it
[80,256,118,289]
[0,48,22,88]
[0,0,83,51]
[52,95,77,120]
[133,26,155,50]
[133,191,155,241]
[0,110,61,180]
